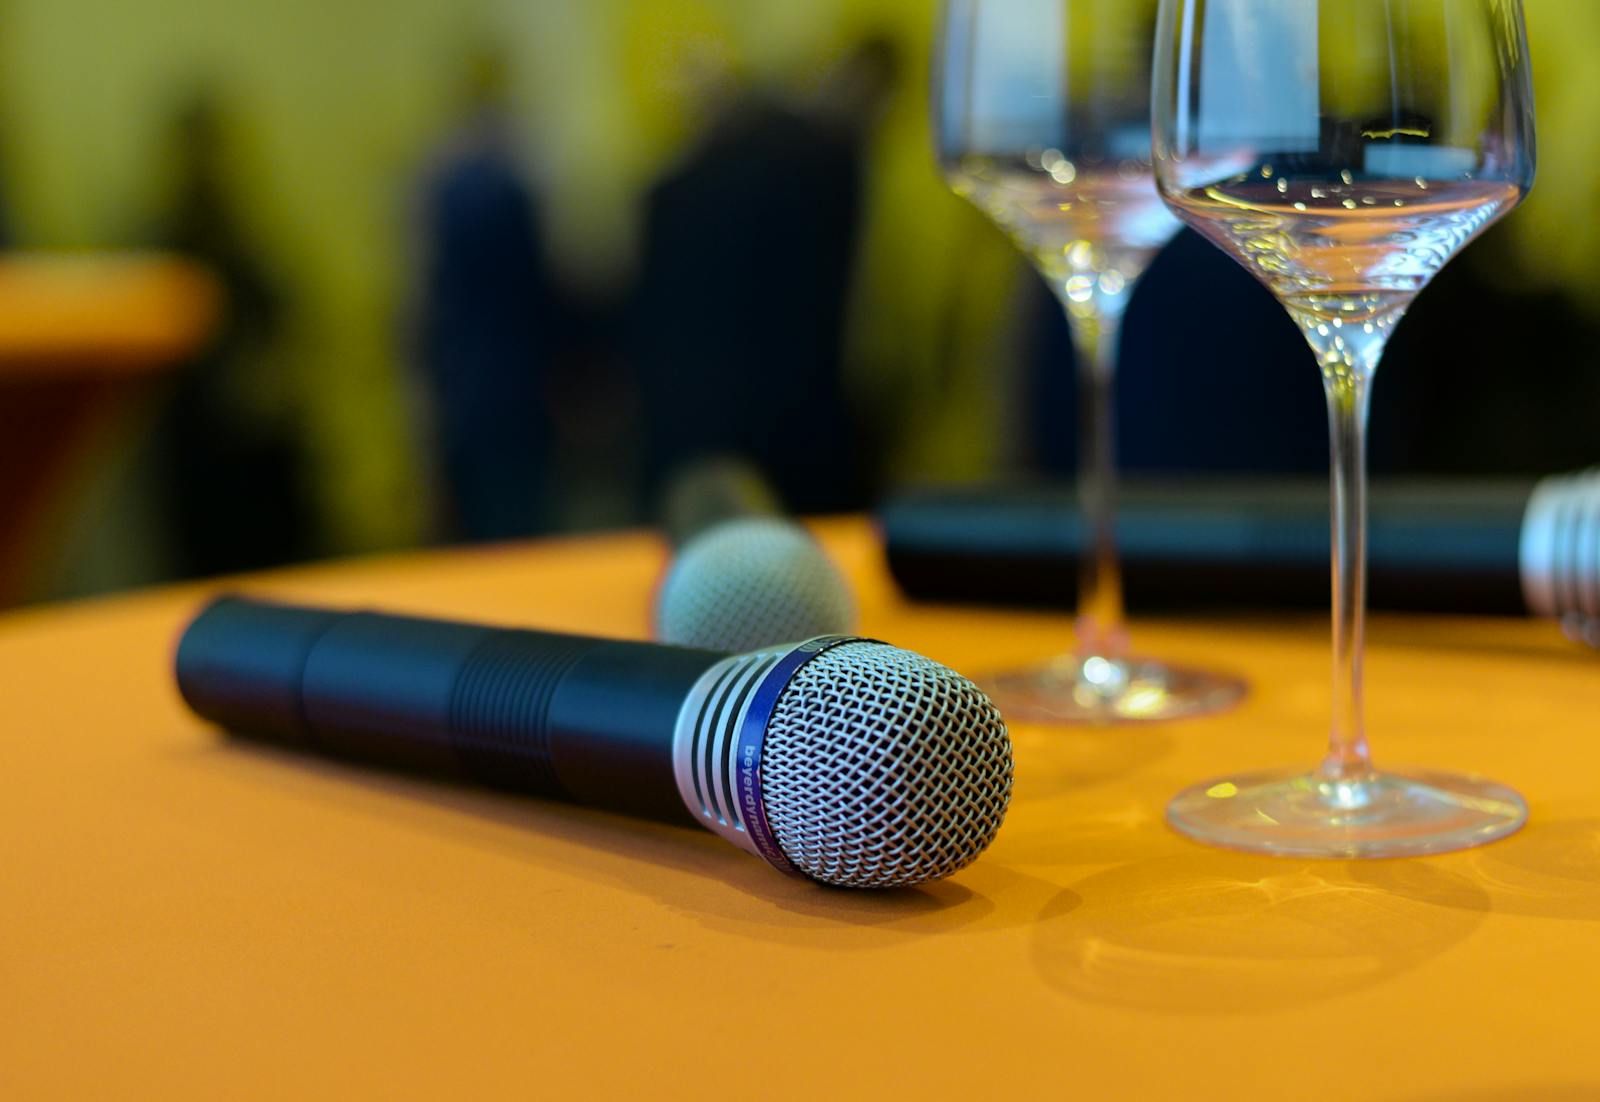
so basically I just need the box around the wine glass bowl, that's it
[935,0,1247,723]
[1153,0,1535,855]
[1153,0,1535,354]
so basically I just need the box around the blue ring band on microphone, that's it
[733,635,873,878]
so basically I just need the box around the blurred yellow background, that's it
[0,1,1019,563]
[0,0,1592,598]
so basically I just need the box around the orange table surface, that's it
[4,518,1599,1100]
[0,252,218,373]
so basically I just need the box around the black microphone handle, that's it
[658,455,784,547]
[176,596,726,826]
[881,478,1538,615]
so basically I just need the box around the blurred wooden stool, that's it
[0,253,219,604]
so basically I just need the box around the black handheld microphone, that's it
[881,471,1600,644]
[176,595,1012,888]
[654,456,856,652]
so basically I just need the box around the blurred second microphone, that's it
[655,456,857,653]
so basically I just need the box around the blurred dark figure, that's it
[1024,221,1600,479]
[415,49,561,542]
[538,291,642,532]
[1377,228,1600,475]
[151,91,314,577]
[1023,230,1329,477]
[632,37,900,515]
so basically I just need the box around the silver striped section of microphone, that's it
[1522,469,1600,646]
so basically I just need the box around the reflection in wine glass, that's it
[1153,0,1536,856]
[934,0,1246,723]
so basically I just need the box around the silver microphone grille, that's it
[760,640,1014,888]
[656,517,856,653]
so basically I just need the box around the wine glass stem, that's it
[1067,304,1128,663]
[1321,371,1375,782]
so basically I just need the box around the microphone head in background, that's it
[674,637,1014,888]
[1522,468,1600,646]
[655,516,856,652]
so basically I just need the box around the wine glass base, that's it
[984,654,1246,724]
[1167,767,1528,858]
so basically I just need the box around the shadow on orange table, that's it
[1031,850,1491,1014]
[0,252,219,604]
[187,734,1061,948]
[1456,816,1600,922]
[1370,614,1597,665]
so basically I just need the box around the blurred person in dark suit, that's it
[1022,218,1600,481]
[1375,226,1600,476]
[632,36,900,515]
[1021,230,1328,478]
[414,48,563,542]
[151,90,314,577]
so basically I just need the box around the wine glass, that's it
[1153,0,1535,855]
[934,0,1247,722]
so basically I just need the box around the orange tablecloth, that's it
[4,518,1598,1099]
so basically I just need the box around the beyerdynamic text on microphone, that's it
[176,596,1013,889]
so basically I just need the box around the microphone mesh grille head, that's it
[657,518,856,653]
[761,641,1013,888]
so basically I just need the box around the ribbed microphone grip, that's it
[448,632,599,793]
